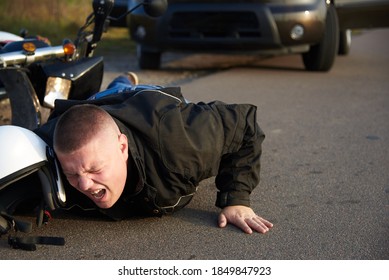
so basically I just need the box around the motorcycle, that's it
[0,0,167,130]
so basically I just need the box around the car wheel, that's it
[338,29,351,55]
[137,45,161,70]
[302,4,339,71]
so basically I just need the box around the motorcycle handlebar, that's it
[0,45,66,68]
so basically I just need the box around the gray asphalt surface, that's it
[1,28,388,260]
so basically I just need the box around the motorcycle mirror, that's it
[19,28,28,38]
[92,0,114,43]
[143,0,168,18]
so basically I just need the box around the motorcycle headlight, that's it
[43,77,71,109]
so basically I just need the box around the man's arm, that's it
[212,103,272,233]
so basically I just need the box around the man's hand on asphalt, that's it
[218,205,273,234]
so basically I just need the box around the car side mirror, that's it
[143,0,167,17]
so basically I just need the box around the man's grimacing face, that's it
[55,129,129,209]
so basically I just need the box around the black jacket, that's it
[36,87,265,219]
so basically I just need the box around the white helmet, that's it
[0,125,66,210]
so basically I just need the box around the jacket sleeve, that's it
[212,102,265,208]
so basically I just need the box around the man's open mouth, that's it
[91,189,106,199]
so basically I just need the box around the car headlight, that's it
[43,77,71,109]
[290,24,304,40]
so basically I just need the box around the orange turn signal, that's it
[22,42,36,53]
[63,42,76,56]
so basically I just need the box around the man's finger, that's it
[257,216,274,228]
[218,213,227,228]
[233,218,253,234]
[246,218,270,234]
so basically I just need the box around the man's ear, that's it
[118,133,128,152]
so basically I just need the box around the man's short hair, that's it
[53,104,117,153]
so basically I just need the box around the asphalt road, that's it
[1,28,388,260]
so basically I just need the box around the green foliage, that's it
[0,0,92,44]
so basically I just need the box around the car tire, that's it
[338,29,351,55]
[302,4,339,71]
[137,45,161,70]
